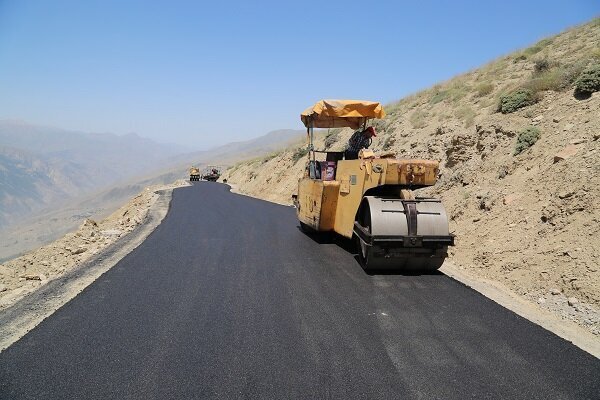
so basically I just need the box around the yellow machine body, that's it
[297,158,439,237]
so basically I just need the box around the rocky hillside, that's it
[223,19,600,334]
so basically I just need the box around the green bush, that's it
[514,127,541,155]
[498,89,538,113]
[291,147,309,163]
[574,64,600,95]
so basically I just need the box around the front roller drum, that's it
[354,196,454,271]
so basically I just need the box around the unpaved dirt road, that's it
[0,183,598,399]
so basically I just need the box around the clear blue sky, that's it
[0,1,598,148]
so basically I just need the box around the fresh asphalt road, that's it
[1,183,599,399]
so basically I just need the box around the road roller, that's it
[292,99,454,271]
[189,166,201,181]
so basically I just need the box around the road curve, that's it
[1,182,598,399]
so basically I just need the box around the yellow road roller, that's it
[292,99,454,271]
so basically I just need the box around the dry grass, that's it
[454,106,477,128]
[409,110,428,129]
[475,82,494,97]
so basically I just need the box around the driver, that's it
[345,126,376,160]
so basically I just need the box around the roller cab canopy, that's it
[301,99,386,129]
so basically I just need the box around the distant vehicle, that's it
[189,166,201,181]
[293,99,454,271]
[201,165,222,182]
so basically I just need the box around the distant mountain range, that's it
[0,120,190,227]
[0,120,304,259]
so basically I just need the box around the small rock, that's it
[81,218,98,227]
[550,288,561,295]
[23,274,42,281]
[0,284,7,292]
[472,217,481,222]
[567,297,579,307]
[100,229,122,236]
[563,123,574,131]
[537,297,546,304]
[71,247,87,255]
[532,115,543,122]
[570,138,587,145]
[558,191,575,199]
[552,117,560,123]
[553,144,579,163]
[503,194,521,205]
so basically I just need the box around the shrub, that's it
[262,152,280,164]
[291,147,309,163]
[574,64,600,96]
[475,82,494,97]
[498,89,538,113]
[533,58,552,73]
[514,127,541,155]
[454,106,476,128]
[448,85,469,102]
[409,110,428,128]
[559,61,587,88]
[523,38,553,57]
[381,135,396,151]
[525,68,565,92]
[514,54,528,63]
[430,90,449,104]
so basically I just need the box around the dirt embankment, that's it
[223,20,600,336]
[0,180,190,310]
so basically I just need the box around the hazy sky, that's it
[0,1,598,148]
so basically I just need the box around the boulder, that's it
[553,144,579,163]
[503,193,522,205]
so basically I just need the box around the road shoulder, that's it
[0,187,176,352]
[441,261,600,358]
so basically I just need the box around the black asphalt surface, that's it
[1,182,599,399]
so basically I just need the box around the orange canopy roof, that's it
[301,99,386,129]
